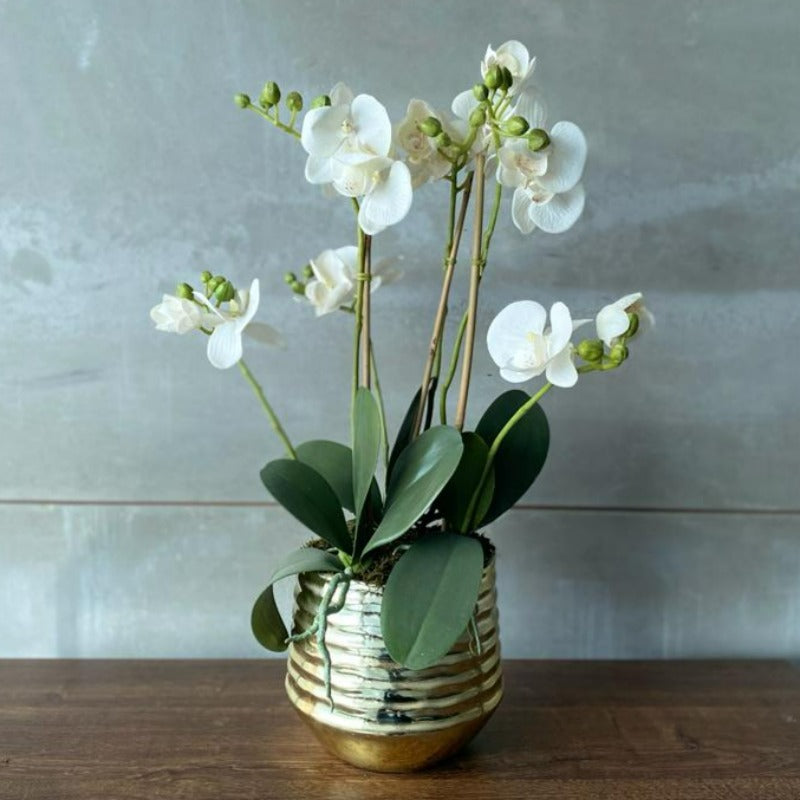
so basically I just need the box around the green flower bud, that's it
[200,270,213,284]
[485,65,502,90]
[608,343,629,366]
[176,282,194,300]
[472,83,489,101]
[214,280,235,302]
[259,81,281,108]
[285,91,303,113]
[310,94,331,109]
[284,271,297,285]
[301,264,314,280]
[234,93,251,109]
[576,339,604,362]
[501,66,514,91]
[468,106,486,128]
[435,131,451,148]
[207,274,225,293]
[527,128,550,151]
[418,116,442,137]
[504,116,529,136]
[289,280,305,295]
[626,312,640,338]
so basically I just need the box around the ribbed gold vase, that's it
[285,558,502,772]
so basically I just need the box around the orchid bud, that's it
[608,343,629,365]
[469,107,486,128]
[176,282,194,300]
[284,271,297,285]
[504,116,529,136]
[234,93,251,109]
[472,83,489,101]
[214,280,235,302]
[485,65,502,90]
[290,280,305,294]
[501,66,514,91]
[260,81,281,108]
[435,131,451,148]
[310,94,331,109]
[576,339,604,362]
[301,264,314,280]
[418,116,442,137]
[626,312,640,338]
[207,275,225,293]
[527,128,550,151]
[285,91,303,113]
[200,270,213,284]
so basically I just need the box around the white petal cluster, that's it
[487,300,588,388]
[304,245,402,316]
[394,99,453,187]
[150,295,215,335]
[301,83,413,235]
[482,41,536,97]
[596,292,652,345]
[500,121,587,234]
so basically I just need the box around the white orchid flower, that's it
[596,292,651,346]
[150,294,216,335]
[482,40,536,97]
[193,279,280,369]
[487,300,589,388]
[304,245,402,316]
[395,99,452,187]
[497,121,587,234]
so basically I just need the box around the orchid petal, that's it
[305,154,335,185]
[451,89,478,122]
[487,300,547,370]
[512,88,547,128]
[349,94,392,158]
[300,104,349,157]
[206,322,243,369]
[499,366,536,384]
[545,346,579,388]
[358,161,413,235]
[529,183,585,233]
[538,122,587,194]
[511,187,536,234]
[547,301,574,355]
[596,303,631,346]
[245,322,284,347]
[329,82,354,106]
[239,278,260,327]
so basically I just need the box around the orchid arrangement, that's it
[151,41,647,697]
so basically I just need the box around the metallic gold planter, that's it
[285,558,502,772]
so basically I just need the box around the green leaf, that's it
[363,426,463,555]
[352,388,382,518]
[387,380,437,483]
[476,390,550,525]
[381,532,484,670]
[295,440,355,512]
[260,459,352,551]
[437,432,495,532]
[251,547,343,651]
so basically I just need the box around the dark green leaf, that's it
[386,380,437,483]
[295,440,355,512]
[437,432,495,532]
[363,426,463,555]
[475,390,549,525]
[352,388,382,518]
[260,459,352,551]
[251,547,342,651]
[381,532,484,669]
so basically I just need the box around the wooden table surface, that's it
[2,660,800,799]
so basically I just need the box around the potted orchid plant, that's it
[151,40,647,772]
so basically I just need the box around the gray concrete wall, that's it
[1,0,798,658]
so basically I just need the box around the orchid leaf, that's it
[475,390,549,525]
[295,440,355,512]
[362,426,463,555]
[381,532,484,669]
[260,459,352,551]
[251,547,343,651]
[387,379,437,483]
[437,432,495,532]
[352,388,383,518]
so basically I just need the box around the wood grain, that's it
[2,660,799,799]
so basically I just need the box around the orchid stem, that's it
[237,359,296,459]
[454,153,486,431]
[370,340,389,467]
[439,310,468,425]
[360,235,372,388]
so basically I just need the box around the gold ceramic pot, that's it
[285,557,502,772]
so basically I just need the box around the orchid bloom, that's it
[487,300,588,388]
[482,40,536,97]
[150,294,215,335]
[596,292,650,346]
[301,84,413,235]
[193,278,280,369]
[304,245,401,316]
[395,99,452,187]
[497,121,587,234]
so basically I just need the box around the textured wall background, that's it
[1,0,798,658]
